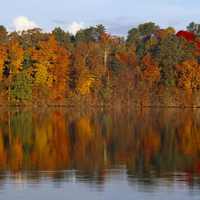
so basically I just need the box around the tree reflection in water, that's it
[0,107,200,191]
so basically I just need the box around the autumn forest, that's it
[1,22,200,106]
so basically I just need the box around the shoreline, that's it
[0,104,199,108]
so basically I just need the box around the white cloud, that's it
[67,22,84,35]
[12,16,37,31]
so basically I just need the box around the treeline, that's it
[1,22,200,106]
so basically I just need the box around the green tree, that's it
[155,35,188,86]
[138,22,160,39]
[126,28,142,50]
[74,29,86,45]
[0,25,8,45]
[74,24,106,45]
[95,24,106,41]
[11,70,32,104]
[186,22,200,38]
[52,27,73,51]
[84,26,96,43]
[6,38,24,101]
[9,28,50,50]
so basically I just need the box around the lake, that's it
[0,107,200,199]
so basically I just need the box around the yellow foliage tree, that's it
[0,45,7,81]
[175,60,200,104]
[76,68,93,97]
[31,35,58,87]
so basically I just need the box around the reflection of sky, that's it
[1,108,200,199]
[0,170,200,200]
[1,0,200,36]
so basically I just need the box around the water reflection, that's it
[0,107,200,193]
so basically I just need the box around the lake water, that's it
[0,107,200,199]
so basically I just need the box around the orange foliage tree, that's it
[29,35,71,101]
[140,52,161,88]
[155,29,170,40]
[175,60,200,104]
[6,38,24,100]
[0,45,7,82]
[52,46,71,95]
[30,35,57,87]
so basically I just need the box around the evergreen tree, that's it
[0,25,8,45]
[11,70,32,104]
[52,27,73,51]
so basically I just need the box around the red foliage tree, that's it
[176,30,200,52]
[176,30,195,41]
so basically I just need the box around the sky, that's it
[1,0,200,36]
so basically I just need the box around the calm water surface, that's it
[0,107,200,199]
